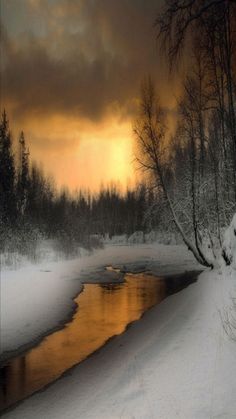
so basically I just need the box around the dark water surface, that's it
[0,270,198,412]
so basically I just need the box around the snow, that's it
[103,230,182,245]
[223,213,236,268]
[0,243,199,359]
[1,242,236,419]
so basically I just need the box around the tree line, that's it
[0,110,154,259]
[2,0,235,267]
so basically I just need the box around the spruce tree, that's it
[17,131,30,215]
[0,110,16,225]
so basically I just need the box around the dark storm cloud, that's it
[1,0,168,121]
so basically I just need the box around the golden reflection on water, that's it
[0,273,165,410]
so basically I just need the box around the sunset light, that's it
[1,1,236,418]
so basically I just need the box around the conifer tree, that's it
[0,110,16,225]
[17,131,30,215]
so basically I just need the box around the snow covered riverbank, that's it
[0,244,199,360]
[2,261,236,418]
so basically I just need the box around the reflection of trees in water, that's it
[99,283,124,292]
[165,271,200,296]
[0,365,8,404]
[0,356,26,408]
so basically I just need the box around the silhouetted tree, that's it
[0,110,16,227]
[17,131,30,216]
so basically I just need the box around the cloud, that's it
[1,0,175,123]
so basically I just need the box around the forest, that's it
[0,112,153,259]
[1,2,236,418]
[1,0,236,268]
[135,0,236,267]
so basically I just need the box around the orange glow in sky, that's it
[2,0,179,192]
[12,114,136,192]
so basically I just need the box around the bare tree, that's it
[134,77,213,267]
[155,0,236,66]
[156,0,236,190]
[153,0,236,258]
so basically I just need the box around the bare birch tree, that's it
[134,77,213,267]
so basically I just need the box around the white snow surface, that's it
[1,243,198,357]
[1,243,236,419]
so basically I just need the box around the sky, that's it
[1,0,179,191]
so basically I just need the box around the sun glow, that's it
[76,118,135,191]
[11,113,135,192]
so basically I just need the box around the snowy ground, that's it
[1,243,236,418]
[0,243,199,360]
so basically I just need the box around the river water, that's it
[0,270,198,412]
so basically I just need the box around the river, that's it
[0,270,199,412]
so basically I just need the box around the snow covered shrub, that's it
[88,234,104,249]
[128,231,145,244]
[222,214,236,268]
[103,234,128,245]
